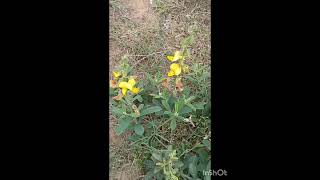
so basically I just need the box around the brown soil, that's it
[126,0,152,22]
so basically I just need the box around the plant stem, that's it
[154,136,167,149]
[178,143,200,158]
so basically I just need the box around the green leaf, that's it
[179,101,186,111]
[181,34,195,48]
[127,122,134,130]
[174,161,184,168]
[138,104,144,110]
[188,162,198,177]
[109,88,117,96]
[111,106,124,116]
[151,98,161,106]
[124,94,133,104]
[183,86,191,96]
[174,100,185,113]
[163,111,171,115]
[152,152,162,161]
[144,160,155,171]
[115,117,131,135]
[128,134,140,142]
[202,139,211,150]
[197,149,209,164]
[185,76,197,84]
[155,111,164,116]
[128,113,138,118]
[186,103,196,111]
[133,95,143,102]
[206,160,211,170]
[194,144,206,148]
[146,72,154,84]
[140,106,162,116]
[177,116,185,121]
[153,166,161,174]
[168,96,176,108]
[170,119,177,131]
[134,124,144,135]
[179,106,193,115]
[194,102,206,110]
[204,161,211,180]
[185,96,196,103]
[161,100,171,111]
[203,103,211,117]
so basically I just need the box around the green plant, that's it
[143,144,211,180]
[144,146,182,180]
[110,57,163,136]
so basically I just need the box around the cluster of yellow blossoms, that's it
[110,71,140,97]
[166,51,189,77]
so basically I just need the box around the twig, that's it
[131,52,162,67]
[154,136,167,148]
[128,51,162,57]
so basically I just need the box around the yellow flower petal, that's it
[168,70,175,77]
[112,71,121,79]
[122,88,128,96]
[131,87,140,94]
[174,67,181,75]
[172,51,183,62]
[170,63,180,71]
[118,82,133,90]
[166,55,174,62]
[128,78,136,87]
[170,63,181,76]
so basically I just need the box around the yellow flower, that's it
[122,88,128,96]
[173,51,183,61]
[112,71,121,79]
[166,51,183,62]
[170,63,182,76]
[132,87,140,94]
[118,79,140,96]
[128,78,136,87]
[118,82,133,91]
[168,70,175,77]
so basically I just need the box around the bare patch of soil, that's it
[125,0,153,22]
